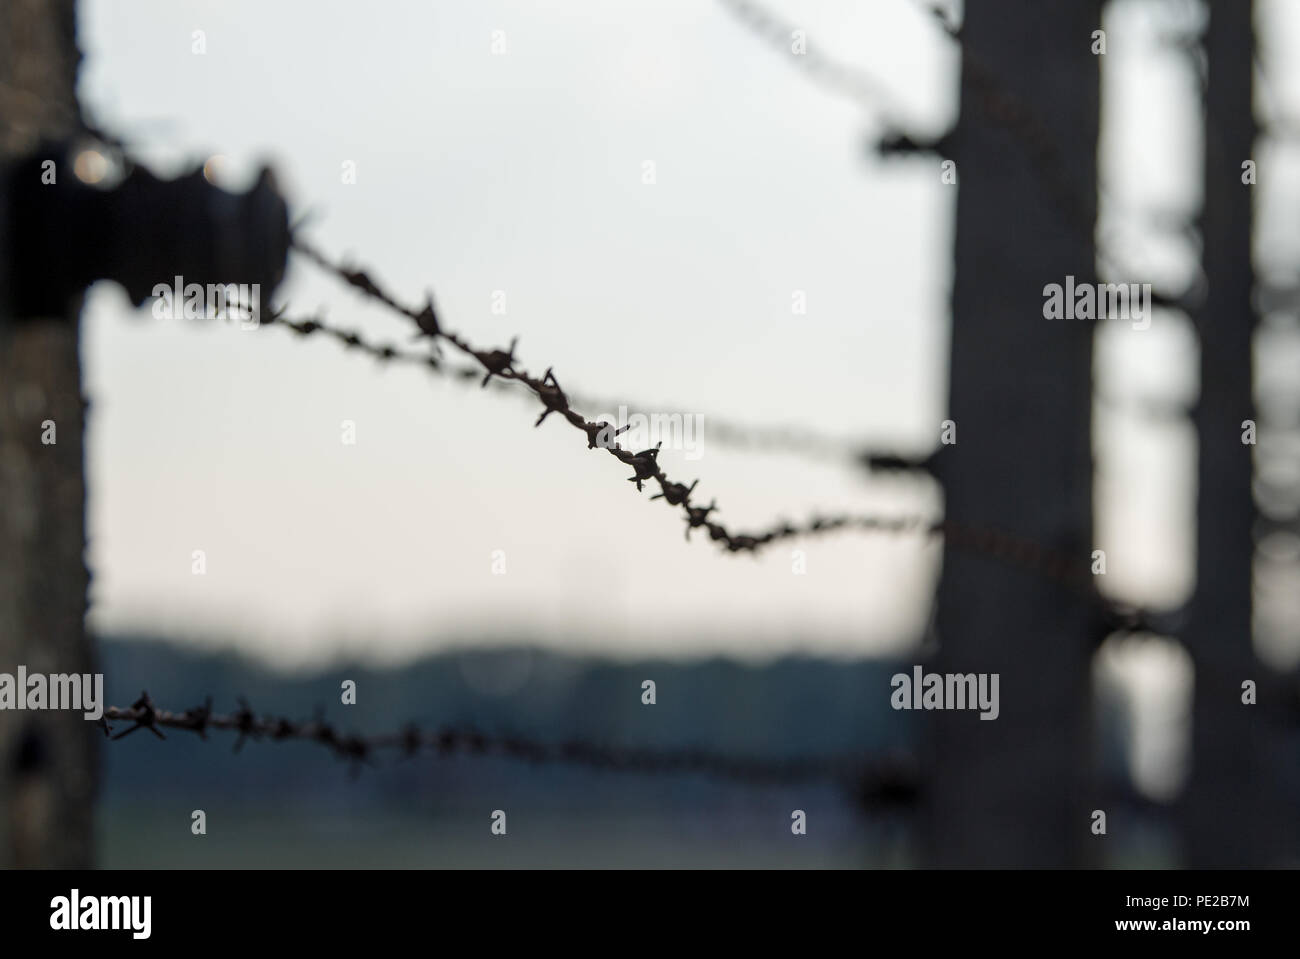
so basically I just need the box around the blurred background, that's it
[1,0,1297,867]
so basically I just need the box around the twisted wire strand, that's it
[100,692,922,800]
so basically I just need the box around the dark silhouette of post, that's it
[926,1,1100,866]
[1180,0,1288,866]
[0,0,98,866]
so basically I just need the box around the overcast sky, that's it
[71,0,1299,673]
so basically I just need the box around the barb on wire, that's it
[99,692,921,800]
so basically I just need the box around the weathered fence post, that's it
[0,0,97,867]
[926,1,1100,867]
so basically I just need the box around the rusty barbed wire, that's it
[290,240,1202,639]
[249,308,1187,643]
[282,237,1192,625]
[185,274,1127,616]
[558,387,874,466]
[99,691,921,799]
[290,238,1128,595]
[263,305,1185,487]
[259,309,878,465]
[290,237,952,555]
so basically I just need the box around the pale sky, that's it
[71,0,1298,672]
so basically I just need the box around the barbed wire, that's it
[260,310,876,465]
[82,20,1185,816]
[99,692,921,801]
[560,386,875,466]
[289,237,950,554]
[281,240,1200,641]
[264,305,1186,483]
[288,238,1131,601]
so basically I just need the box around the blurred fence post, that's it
[925,1,1100,866]
[0,0,98,867]
[1180,0,1291,866]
